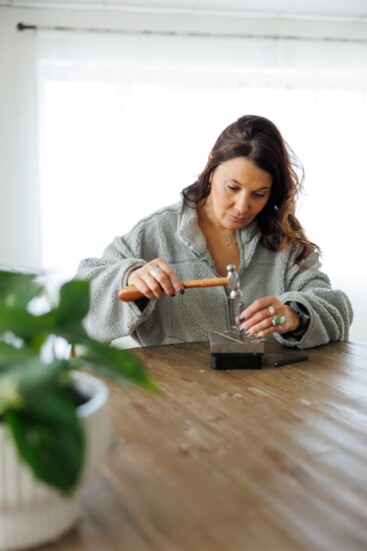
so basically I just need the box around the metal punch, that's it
[210,264,265,370]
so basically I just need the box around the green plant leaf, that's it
[0,357,67,412]
[0,269,160,494]
[4,389,85,494]
[75,340,160,394]
[0,270,43,308]
[0,342,31,369]
[0,270,36,294]
[54,279,90,328]
[17,359,68,403]
[0,308,55,342]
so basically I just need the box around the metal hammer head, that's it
[226,264,242,299]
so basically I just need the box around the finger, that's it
[148,266,162,278]
[239,296,284,331]
[147,269,172,298]
[128,268,163,299]
[239,305,275,332]
[148,260,184,296]
[242,296,278,320]
[131,274,163,300]
[271,315,286,329]
[243,315,288,337]
[240,315,274,337]
[158,261,185,294]
[256,320,290,338]
[240,299,292,336]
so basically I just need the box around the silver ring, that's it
[149,266,162,278]
[268,305,275,316]
[272,315,285,327]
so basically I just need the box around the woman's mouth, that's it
[229,215,247,224]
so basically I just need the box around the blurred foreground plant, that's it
[0,269,158,494]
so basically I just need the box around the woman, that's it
[76,115,353,348]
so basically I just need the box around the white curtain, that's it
[37,30,367,338]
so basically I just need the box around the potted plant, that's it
[0,268,157,550]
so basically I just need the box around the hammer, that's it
[118,264,241,303]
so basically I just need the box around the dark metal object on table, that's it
[210,330,265,370]
[210,265,265,369]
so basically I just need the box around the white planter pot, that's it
[0,371,110,551]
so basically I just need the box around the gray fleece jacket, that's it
[76,200,353,349]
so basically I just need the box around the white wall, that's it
[0,6,366,340]
[0,8,41,269]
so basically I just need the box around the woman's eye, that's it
[227,185,238,191]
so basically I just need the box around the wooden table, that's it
[48,340,367,551]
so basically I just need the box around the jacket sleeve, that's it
[275,250,353,349]
[75,233,156,343]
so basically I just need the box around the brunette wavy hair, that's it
[182,114,319,265]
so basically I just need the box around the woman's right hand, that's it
[127,258,185,300]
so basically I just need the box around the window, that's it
[37,30,367,338]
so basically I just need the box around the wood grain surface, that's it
[45,340,367,551]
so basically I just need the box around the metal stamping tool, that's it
[210,264,265,370]
[226,263,244,323]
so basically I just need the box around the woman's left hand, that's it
[236,295,301,337]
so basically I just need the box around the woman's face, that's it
[207,156,272,231]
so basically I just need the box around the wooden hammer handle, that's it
[118,277,228,302]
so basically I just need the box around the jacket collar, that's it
[176,200,261,261]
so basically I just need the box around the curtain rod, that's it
[16,22,367,43]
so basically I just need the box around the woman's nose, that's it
[235,194,249,214]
